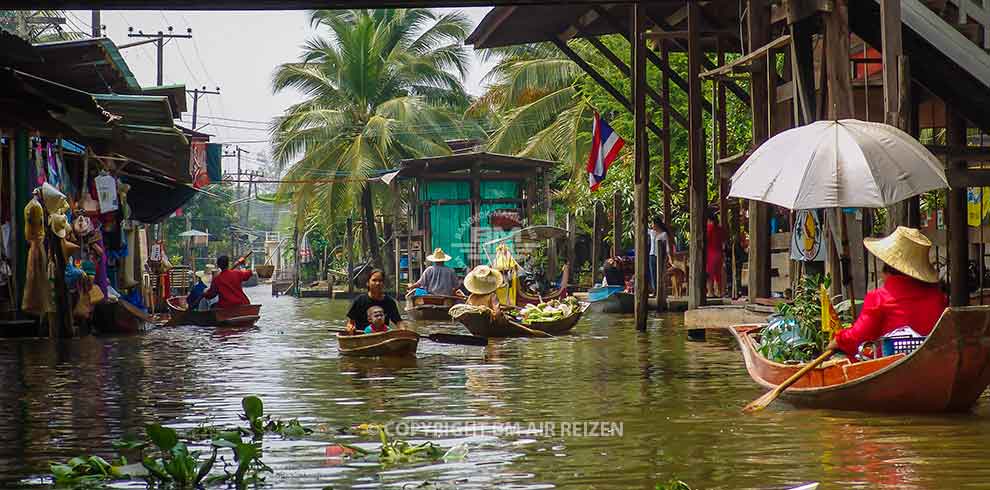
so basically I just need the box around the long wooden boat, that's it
[337,329,419,357]
[587,286,634,313]
[452,303,588,337]
[729,306,990,412]
[93,299,154,335]
[165,296,262,328]
[405,294,462,321]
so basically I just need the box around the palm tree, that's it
[270,9,472,269]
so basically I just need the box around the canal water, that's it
[3,287,990,490]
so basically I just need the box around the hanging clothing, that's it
[22,238,52,316]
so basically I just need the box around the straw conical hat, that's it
[463,265,504,294]
[863,226,939,283]
[426,248,452,262]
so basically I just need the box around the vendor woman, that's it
[827,226,947,357]
[346,269,407,334]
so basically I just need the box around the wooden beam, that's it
[582,34,690,129]
[551,37,667,141]
[633,3,650,330]
[825,0,854,119]
[946,168,990,188]
[747,0,772,301]
[717,40,730,298]
[591,5,715,114]
[688,2,707,310]
[661,42,673,229]
[925,145,990,161]
[641,8,751,104]
[643,29,736,40]
[790,17,817,125]
[881,0,902,125]
[947,109,968,306]
[786,0,833,24]
[700,35,792,79]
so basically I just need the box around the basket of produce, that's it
[506,296,588,335]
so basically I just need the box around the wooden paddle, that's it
[327,328,488,347]
[742,348,836,413]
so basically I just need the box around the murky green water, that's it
[2,287,990,489]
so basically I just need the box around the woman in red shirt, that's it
[202,255,252,308]
[828,226,947,357]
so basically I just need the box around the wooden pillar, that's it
[592,202,603,285]
[947,109,968,306]
[661,42,672,226]
[566,213,576,282]
[612,190,622,257]
[687,2,707,310]
[632,3,650,330]
[526,178,537,224]
[545,169,558,275]
[346,217,354,295]
[747,0,771,300]
[717,41,729,297]
[881,0,916,229]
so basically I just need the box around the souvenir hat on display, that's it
[38,182,68,214]
[49,213,70,238]
[426,248,452,262]
[863,226,939,283]
[463,265,504,295]
[73,214,93,236]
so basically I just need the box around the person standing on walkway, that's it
[648,217,673,294]
[705,210,725,298]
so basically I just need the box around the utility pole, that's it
[90,11,103,38]
[126,26,192,86]
[187,86,220,130]
[222,146,250,256]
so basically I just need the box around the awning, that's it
[30,37,141,94]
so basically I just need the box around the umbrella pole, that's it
[835,209,858,317]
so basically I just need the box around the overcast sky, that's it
[65,8,494,173]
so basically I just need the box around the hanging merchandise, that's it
[118,182,131,221]
[39,182,68,214]
[95,171,119,213]
[46,142,60,189]
[33,142,45,186]
[22,199,52,316]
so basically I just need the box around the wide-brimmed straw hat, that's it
[426,248,451,262]
[463,265,504,295]
[50,213,70,238]
[864,226,939,283]
[195,270,212,285]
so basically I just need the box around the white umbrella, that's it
[729,119,948,210]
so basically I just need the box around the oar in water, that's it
[328,328,488,347]
[742,348,836,413]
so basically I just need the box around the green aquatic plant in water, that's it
[376,426,445,465]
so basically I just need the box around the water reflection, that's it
[1,288,990,489]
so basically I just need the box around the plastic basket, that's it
[881,335,925,356]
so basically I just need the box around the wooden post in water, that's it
[346,217,354,295]
[717,41,729,298]
[661,42,672,228]
[592,202,602,285]
[947,109,969,306]
[747,0,771,301]
[566,213,576,285]
[612,190,622,257]
[545,169,558,276]
[631,3,650,330]
[687,2,707,310]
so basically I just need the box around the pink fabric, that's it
[834,274,947,357]
[705,221,724,281]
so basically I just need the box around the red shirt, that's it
[203,268,252,308]
[834,274,947,356]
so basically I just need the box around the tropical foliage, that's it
[0,11,87,42]
[270,9,479,267]
[475,37,754,246]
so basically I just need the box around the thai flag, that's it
[586,112,625,191]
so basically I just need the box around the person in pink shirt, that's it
[828,227,947,358]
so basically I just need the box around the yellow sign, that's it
[967,187,990,226]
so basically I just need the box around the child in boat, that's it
[362,305,389,334]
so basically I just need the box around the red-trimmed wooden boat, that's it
[729,306,990,412]
[337,329,419,357]
[165,296,261,328]
[404,294,462,321]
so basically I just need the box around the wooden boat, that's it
[165,296,261,328]
[405,294,462,321]
[587,286,634,313]
[452,302,588,337]
[337,329,419,357]
[729,306,990,412]
[93,299,154,335]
